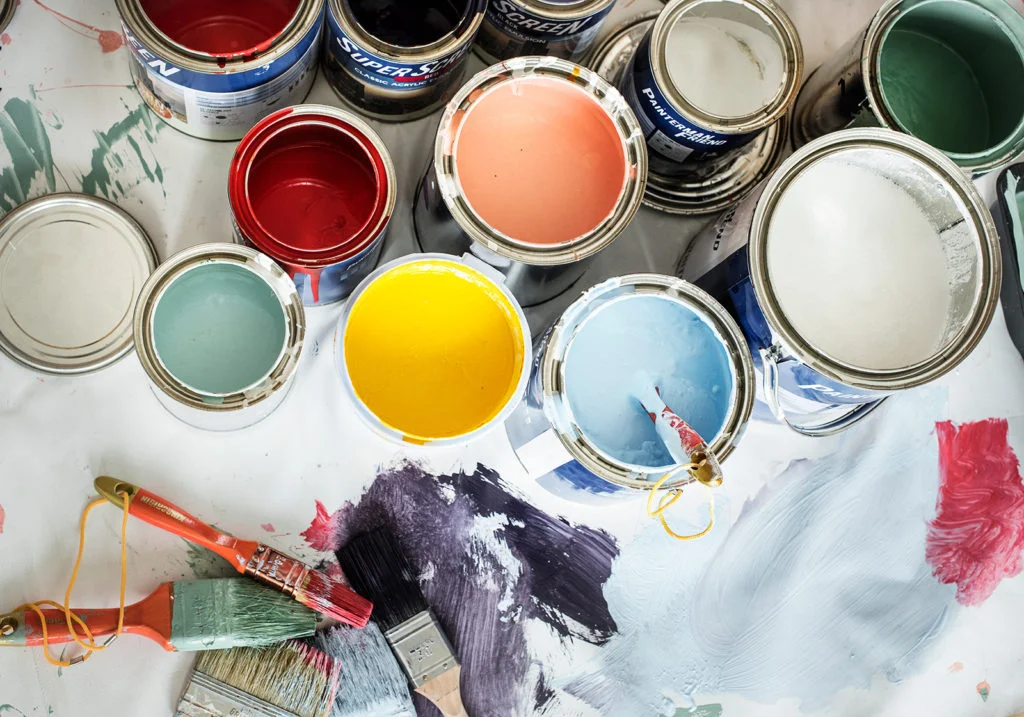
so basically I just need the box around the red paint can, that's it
[229,105,396,305]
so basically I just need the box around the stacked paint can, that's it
[475,0,617,64]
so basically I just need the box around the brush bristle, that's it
[194,640,341,717]
[296,569,374,628]
[312,624,416,717]
[335,528,427,633]
[172,579,319,651]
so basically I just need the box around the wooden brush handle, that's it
[416,666,470,717]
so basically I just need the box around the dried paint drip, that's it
[926,418,1024,605]
[33,0,124,53]
[303,462,619,715]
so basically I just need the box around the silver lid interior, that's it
[0,194,157,374]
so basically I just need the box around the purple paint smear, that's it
[309,462,619,716]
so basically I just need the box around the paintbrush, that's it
[337,528,469,717]
[0,578,317,653]
[631,371,723,486]
[312,623,417,717]
[177,639,341,717]
[94,477,373,628]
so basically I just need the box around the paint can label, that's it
[324,9,473,92]
[621,33,756,164]
[483,1,613,53]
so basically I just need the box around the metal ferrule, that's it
[475,0,616,64]
[177,669,294,717]
[244,545,311,598]
[385,610,458,688]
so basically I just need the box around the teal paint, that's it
[79,104,166,199]
[153,263,287,395]
[878,0,1024,157]
[0,98,57,213]
[1006,170,1024,293]
[183,541,236,579]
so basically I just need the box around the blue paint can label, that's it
[483,0,613,55]
[621,32,757,163]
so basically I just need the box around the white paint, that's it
[767,159,951,369]
[665,16,785,118]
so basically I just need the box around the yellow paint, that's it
[343,259,525,442]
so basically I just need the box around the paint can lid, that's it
[0,194,158,374]
[586,14,788,216]
[0,0,14,35]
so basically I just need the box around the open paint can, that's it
[116,0,324,140]
[414,56,647,307]
[229,105,396,306]
[505,274,754,504]
[618,0,802,178]
[0,0,15,35]
[679,128,1001,436]
[323,0,484,121]
[134,244,305,431]
[336,254,531,446]
[792,0,1024,175]
[475,0,616,64]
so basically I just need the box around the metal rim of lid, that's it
[329,0,485,61]
[512,0,616,21]
[0,0,15,35]
[0,194,158,375]
[586,13,789,216]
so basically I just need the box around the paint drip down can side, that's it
[230,105,396,306]
[474,0,616,65]
[134,243,305,431]
[504,274,754,504]
[322,0,485,121]
[415,56,647,307]
[678,128,1001,437]
[116,0,325,141]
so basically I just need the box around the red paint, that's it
[32,0,123,53]
[0,503,5,533]
[139,0,299,57]
[301,500,344,552]
[1,33,11,45]
[661,406,706,453]
[926,419,1024,606]
[260,522,276,533]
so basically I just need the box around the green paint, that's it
[0,99,57,213]
[183,542,237,579]
[1005,170,1024,293]
[671,705,723,717]
[977,681,990,701]
[79,104,165,200]
[0,706,29,716]
[168,578,317,651]
[153,263,287,395]
[879,0,1024,157]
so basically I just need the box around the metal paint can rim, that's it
[539,274,755,491]
[327,0,485,60]
[335,253,533,447]
[116,0,324,73]
[432,56,648,267]
[748,127,1002,391]
[498,0,616,21]
[0,0,15,35]
[229,104,397,268]
[134,243,305,413]
[0,193,158,375]
[860,0,1024,175]
[648,0,803,136]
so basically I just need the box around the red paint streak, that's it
[301,500,344,551]
[0,503,5,533]
[1,33,11,45]
[660,406,706,453]
[926,419,1024,606]
[260,522,276,533]
[139,0,297,56]
[33,0,123,53]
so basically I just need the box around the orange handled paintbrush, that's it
[93,477,372,628]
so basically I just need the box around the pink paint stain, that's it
[977,680,990,702]
[260,522,276,533]
[32,0,123,53]
[0,503,5,533]
[948,661,964,673]
[926,419,1024,605]
[300,500,344,551]
[1,33,11,45]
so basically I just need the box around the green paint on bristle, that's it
[170,579,318,651]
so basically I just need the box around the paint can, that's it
[134,244,305,431]
[588,12,788,215]
[678,128,1001,436]
[322,0,485,121]
[792,0,1024,176]
[0,0,15,36]
[116,0,325,141]
[504,274,754,504]
[0,194,157,374]
[474,0,616,65]
[618,0,802,178]
[229,105,396,306]
[992,163,1024,362]
[336,253,531,446]
[414,56,647,307]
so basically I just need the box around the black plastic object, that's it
[993,163,1024,361]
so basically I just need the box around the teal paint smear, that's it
[183,542,237,579]
[1004,171,1024,293]
[0,99,56,213]
[672,706,722,717]
[0,706,29,716]
[79,104,165,200]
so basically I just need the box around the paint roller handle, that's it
[94,477,258,570]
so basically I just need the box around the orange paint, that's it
[453,76,626,246]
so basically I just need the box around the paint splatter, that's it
[183,542,236,579]
[566,391,955,714]
[0,503,4,533]
[260,523,276,533]
[305,462,619,716]
[0,98,59,213]
[32,0,123,53]
[78,103,166,200]
[0,706,28,716]
[674,706,723,717]
[948,661,964,672]
[926,419,1024,605]
[0,33,11,46]
[301,500,344,551]
[977,680,990,701]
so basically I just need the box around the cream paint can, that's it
[414,56,646,307]
[134,244,305,431]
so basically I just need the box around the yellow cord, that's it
[647,466,716,541]
[12,491,130,667]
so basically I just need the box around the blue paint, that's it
[563,295,733,468]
